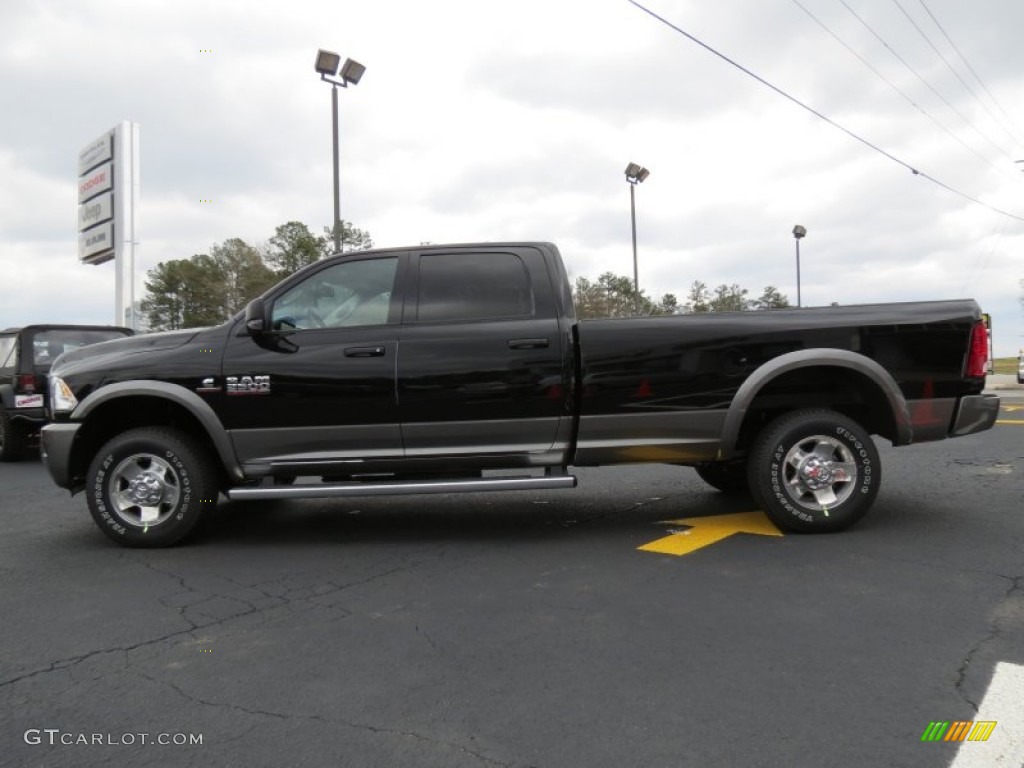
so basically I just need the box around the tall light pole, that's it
[625,162,650,315]
[315,49,366,255]
[792,224,807,307]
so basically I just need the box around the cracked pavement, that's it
[1,408,1022,767]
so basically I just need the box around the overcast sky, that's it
[2,0,1023,355]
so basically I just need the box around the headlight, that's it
[50,376,79,414]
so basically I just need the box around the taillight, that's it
[15,374,36,394]
[965,321,988,378]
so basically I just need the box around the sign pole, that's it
[78,121,139,330]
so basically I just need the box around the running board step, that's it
[227,474,578,501]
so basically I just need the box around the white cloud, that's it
[1,0,1022,353]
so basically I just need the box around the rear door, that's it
[396,246,571,462]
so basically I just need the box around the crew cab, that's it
[0,324,132,461]
[40,243,998,547]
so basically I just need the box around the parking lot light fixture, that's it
[792,225,807,308]
[625,163,650,315]
[315,49,366,254]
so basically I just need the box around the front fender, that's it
[71,380,243,480]
[717,349,912,460]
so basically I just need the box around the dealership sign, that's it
[78,133,113,175]
[77,131,116,265]
[79,221,114,260]
[78,161,113,205]
[78,191,113,229]
[76,124,137,269]
[76,122,140,328]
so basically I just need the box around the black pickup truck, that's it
[41,242,998,547]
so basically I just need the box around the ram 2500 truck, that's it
[41,242,999,547]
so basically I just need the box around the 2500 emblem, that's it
[226,375,271,395]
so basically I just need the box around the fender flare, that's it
[717,349,912,460]
[71,380,244,480]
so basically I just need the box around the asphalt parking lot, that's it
[1,395,1022,768]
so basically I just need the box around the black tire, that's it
[0,407,26,462]
[86,428,218,548]
[747,409,880,533]
[694,461,750,495]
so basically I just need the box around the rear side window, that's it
[30,330,127,368]
[416,252,534,322]
[0,336,15,370]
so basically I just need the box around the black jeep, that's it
[0,325,132,460]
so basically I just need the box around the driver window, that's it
[271,257,398,331]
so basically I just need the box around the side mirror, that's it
[245,297,268,335]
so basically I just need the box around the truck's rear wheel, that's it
[86,428,216,548]
[694,461,750,495]
[747,409,880,533]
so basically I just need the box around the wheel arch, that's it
[717,349,911,460]
[68,381,242,487]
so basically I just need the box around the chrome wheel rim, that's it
[781,435,857,514]
[110,453,181,527]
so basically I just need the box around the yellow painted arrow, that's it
[638,511,783,556]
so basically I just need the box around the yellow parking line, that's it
[996,420,1024,425]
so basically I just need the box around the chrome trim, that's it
[573,411,726,465]
[950,394,999,437]
[401,417,566,456]
[230,423,404,464]
[227,474,577,500]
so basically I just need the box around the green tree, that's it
[573,272,678,318]
[683,281,711,313]
[323,221,374,254]
[657,293,680,315]
[751,285,791,310]
[682,281,791,313]
[711,283,749,312]
[210,238,277,317]
[141,256,224,331]
[142,220,374,331]
[265,221,326,276]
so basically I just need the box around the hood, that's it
[52,328,207,374]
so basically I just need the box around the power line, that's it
[624,0,1024,222]
[963,217,1008,295]
[916,0,1024,150]
[889,0,1018,162]
[838,0,1014,166]
[790,0,1015,182]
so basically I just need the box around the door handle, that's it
[507,338,550,350]
[344,346,386,357]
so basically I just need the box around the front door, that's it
[220,254,403,474]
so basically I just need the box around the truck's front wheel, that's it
[86,428,217,548]
[747,409,880,533]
